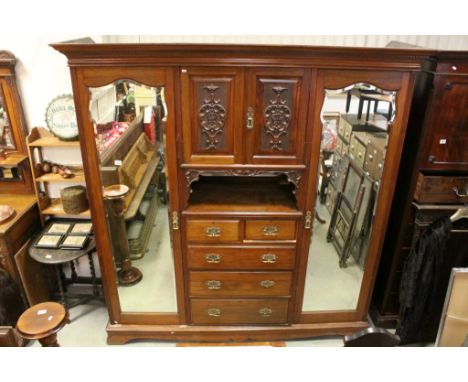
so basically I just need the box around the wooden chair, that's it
[16,302,69,347]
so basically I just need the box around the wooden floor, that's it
[176,341,286,347]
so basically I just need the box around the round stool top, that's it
[16,302,68,340]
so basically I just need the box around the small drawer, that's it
[186,219,240,243]
[341,140,349,156]
[190,298,289,325]
[245,220,296,241]
[363,150,376,176]
[189,271,293,297]
[187,246,296,270]
[356,144,366,167]
[336,138,342,154]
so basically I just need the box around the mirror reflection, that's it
[303,83,396,311]
[0,87,15,150]
[89,80,177,312]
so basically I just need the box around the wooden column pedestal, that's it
[103,185,142,286]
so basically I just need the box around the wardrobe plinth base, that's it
[106,321,369,345]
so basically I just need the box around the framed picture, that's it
[60,235,88,249]
[70,222,93,235]
[47,223,72,235]
[35,234,63,249]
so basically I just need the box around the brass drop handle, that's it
[259,280,276,288]
[453,187,468,198]
[207,308,221,317]
[246,107,254,129]
[205,226,222,237]
[261,253,277,264]
[262,225,279,236]
[205,253,222,264]
[258,308,273,317]
[206,280,222,290]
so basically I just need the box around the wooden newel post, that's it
[103,185,142,286]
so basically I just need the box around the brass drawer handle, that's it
[259,280,276,288]
[262,225,279,236]
[207,308,221,317]
[453,187,468,198]
[206,280,222,290]
[205,226,222,237]
[205,253,222,264]
[258,308,273,317]
[261,253,278,264]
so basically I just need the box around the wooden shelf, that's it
[35,169,86,183]
[0,153,29,168]
[41,198,90,218]
[187,177,299,213]
[27,127,80,147]
[124,153,160,220]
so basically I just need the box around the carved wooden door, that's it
[180,67,244,164]
[244,68,311,165]
[421,75,468,172]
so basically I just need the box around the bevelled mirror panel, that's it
[88,80,177,313]
[302,83,396,312]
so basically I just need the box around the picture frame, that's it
[60,235,88,249]
[70,222,93,235]
[47,223,72,235]
[35,234,63,249]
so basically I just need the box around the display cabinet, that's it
[52,42,431,344]
[373,52,468,336]
[1,51,49,346]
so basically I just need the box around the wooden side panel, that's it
[420,76,468,171]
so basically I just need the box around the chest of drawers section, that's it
[184,217,298,325]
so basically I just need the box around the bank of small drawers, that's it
[185,217,297,325]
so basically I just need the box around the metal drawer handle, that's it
[261,253,278,264]
[258,308,273,317]
[205,226,222,237]
[453,187,468,198]
[206,280,222,290]
[262,225,279,236]
[205,253,222,264]
[259,280,276,288]
[207,308,221,317]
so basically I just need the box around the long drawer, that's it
[414,173,468,204]
[190,298,289,325]
[189,271,293,297]
[187,245,296,270]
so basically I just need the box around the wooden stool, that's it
[16,302,69,347]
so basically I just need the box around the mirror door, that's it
[298,70,411,321]
[72,67,183,324]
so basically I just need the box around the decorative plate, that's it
[45,94,79,141]
[0,204,16,224]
